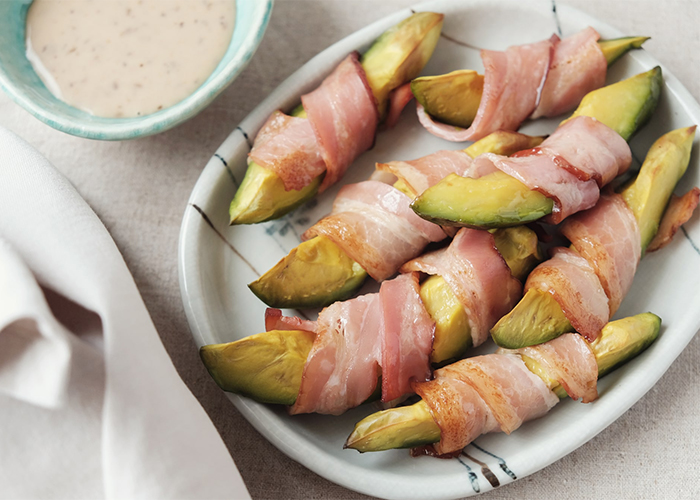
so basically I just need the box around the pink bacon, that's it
[526,192,642,341]
[303,180,446,282]
[465,115,631,224]
[277,272,434,416]
[413,333,597,456]
[401,228,523,347]
[249,52,378,193]
[418,27,607,142]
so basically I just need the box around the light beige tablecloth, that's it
[1,1,698,498]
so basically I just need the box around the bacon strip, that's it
[248,111,327,191]
[376,150,473,196]
[417,28,609,142]
[502,333,598,403]
[481,149,600,224]
[264,308,317,333]
[525,247,609,342]
[647,187,700,252]
[401,228,522,347]
[416,37,554,142]
[290,295,381,415]
[304,181,446,282]
[562,192,641,315]
[531,27,607,119]
[302,52,379,192]
[384,82,415,129]
[286,273,434,415]
[533,116,632,187]
[414,353,559,455]
[380,273,435,402]
[474,116,631,223]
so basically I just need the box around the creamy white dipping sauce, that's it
[26,0,236,118]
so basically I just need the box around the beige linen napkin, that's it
[0,126,250,499]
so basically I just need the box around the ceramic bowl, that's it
[0,0,273,140]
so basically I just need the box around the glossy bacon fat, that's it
[502,333,599,403]
[377,150,474,196]
[562,192,641,315]
[527,192,643,341]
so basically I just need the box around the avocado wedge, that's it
[411,67,664,229]
[412,70,484,128]
[345,312,660,452]
[202,226,541,405]
[248,236,368,309]
[361,12,444,119]
[491,125,696,349]
[414,37,649,128]
[200,329,315,406]
[411,171,555,228]
[564,66,662,141]
[598,36,650,66]
[621,125,696,252]
[229,12,444,225]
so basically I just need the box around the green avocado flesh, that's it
[361,12,444,119]
[421,275,472,365]
[412,70,484,128]
[565,66,662,141]
[412,37,648,128]
[230,12,442,225]
[491,289,574,349]
[493,126,694,349]
[200,329,315,406]
[492,225,544,282]
[345,312,660,452]
[620,126,696,253]
[229,162,323,225]
[463,130,545,159]
[345,399,439,452]
[598,36,650,66]
[425,226,542,365]
[249,236,368,309]
[589,313,660,377]
[411,171,554,228]
[411,67,663,229]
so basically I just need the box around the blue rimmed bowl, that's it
[0,0,273,140]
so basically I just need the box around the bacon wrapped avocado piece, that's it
[345,313,660,453]
[411,67,663,229]
[413,34,648,131]
[229,12,444,225]
[492,125,697,349]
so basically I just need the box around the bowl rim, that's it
[0,0,274,141]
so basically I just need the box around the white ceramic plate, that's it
[178,1,700,498]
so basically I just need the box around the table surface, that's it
[2,1,699,498]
